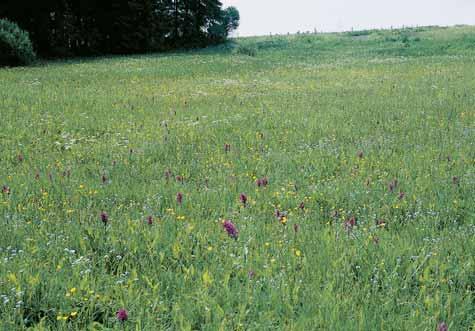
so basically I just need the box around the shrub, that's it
[234,44,257,57]
[0,19,36,66]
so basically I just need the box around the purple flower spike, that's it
[239,193,247,206]
[437,322,448,331]
[223,220,238,239]
[176,192,183,205]
[100,211,109,225]
[116,308,128,322]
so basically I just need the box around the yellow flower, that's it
[280,216,288,225]
[294,249,302,257]
[70,311,78,318]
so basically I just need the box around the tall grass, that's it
[1,25,475,330]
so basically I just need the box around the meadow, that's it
[1,25,475,330]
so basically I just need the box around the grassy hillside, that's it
[1,26,475,330]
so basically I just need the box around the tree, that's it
[0,0,240,57]
[207,5,240,43]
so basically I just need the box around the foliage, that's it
[0,18,36,66]
[234,44,258,56]
[1,26,475,330]
[0,0,239,57]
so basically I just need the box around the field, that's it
[1,26,475,330]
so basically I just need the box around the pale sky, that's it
[222,0,475,36]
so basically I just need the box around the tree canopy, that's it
[0,0,240,57]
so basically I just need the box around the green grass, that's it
[1,25,475,330]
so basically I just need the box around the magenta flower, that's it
[116,308,128,322]
[100,211,109,225]
[223,220,238,239]
[239,193,247,206]
[437,322,448,331]
[344,216,357,232]
[175,175,184,183]
[256,177,268,187]
[147,215,153,225]
[298,202,305,210]
[398,191,405,200]
[176,192,183,205]
[224,143,231,152]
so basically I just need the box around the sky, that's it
[222,0,475,37]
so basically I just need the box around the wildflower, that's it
[100,211,109,225]
[17,154,24,162]
[298,202,305,210]
[2,186,10,195]
[222,220,238,239]
[224,143,231,152]
[175,175,184,183]
[398,191,405,200]
[275,209,287,225]
[116,308,128,322]
[437,322,448,331]
[280,215,288,225]
[376,219,386,228]
[248,270,255,279]
[256,177,268,187]
[239,193,247,206]
[176,192,183,205]
[147,216,153,225]
[357,150,364,158]
[344,216,357,232]
[294,249,302,257]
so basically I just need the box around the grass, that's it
[1,25,475,330]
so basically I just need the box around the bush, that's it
[0,19,36,66]
[234,44,257,57]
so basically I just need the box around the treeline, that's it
[0,0,239,57]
